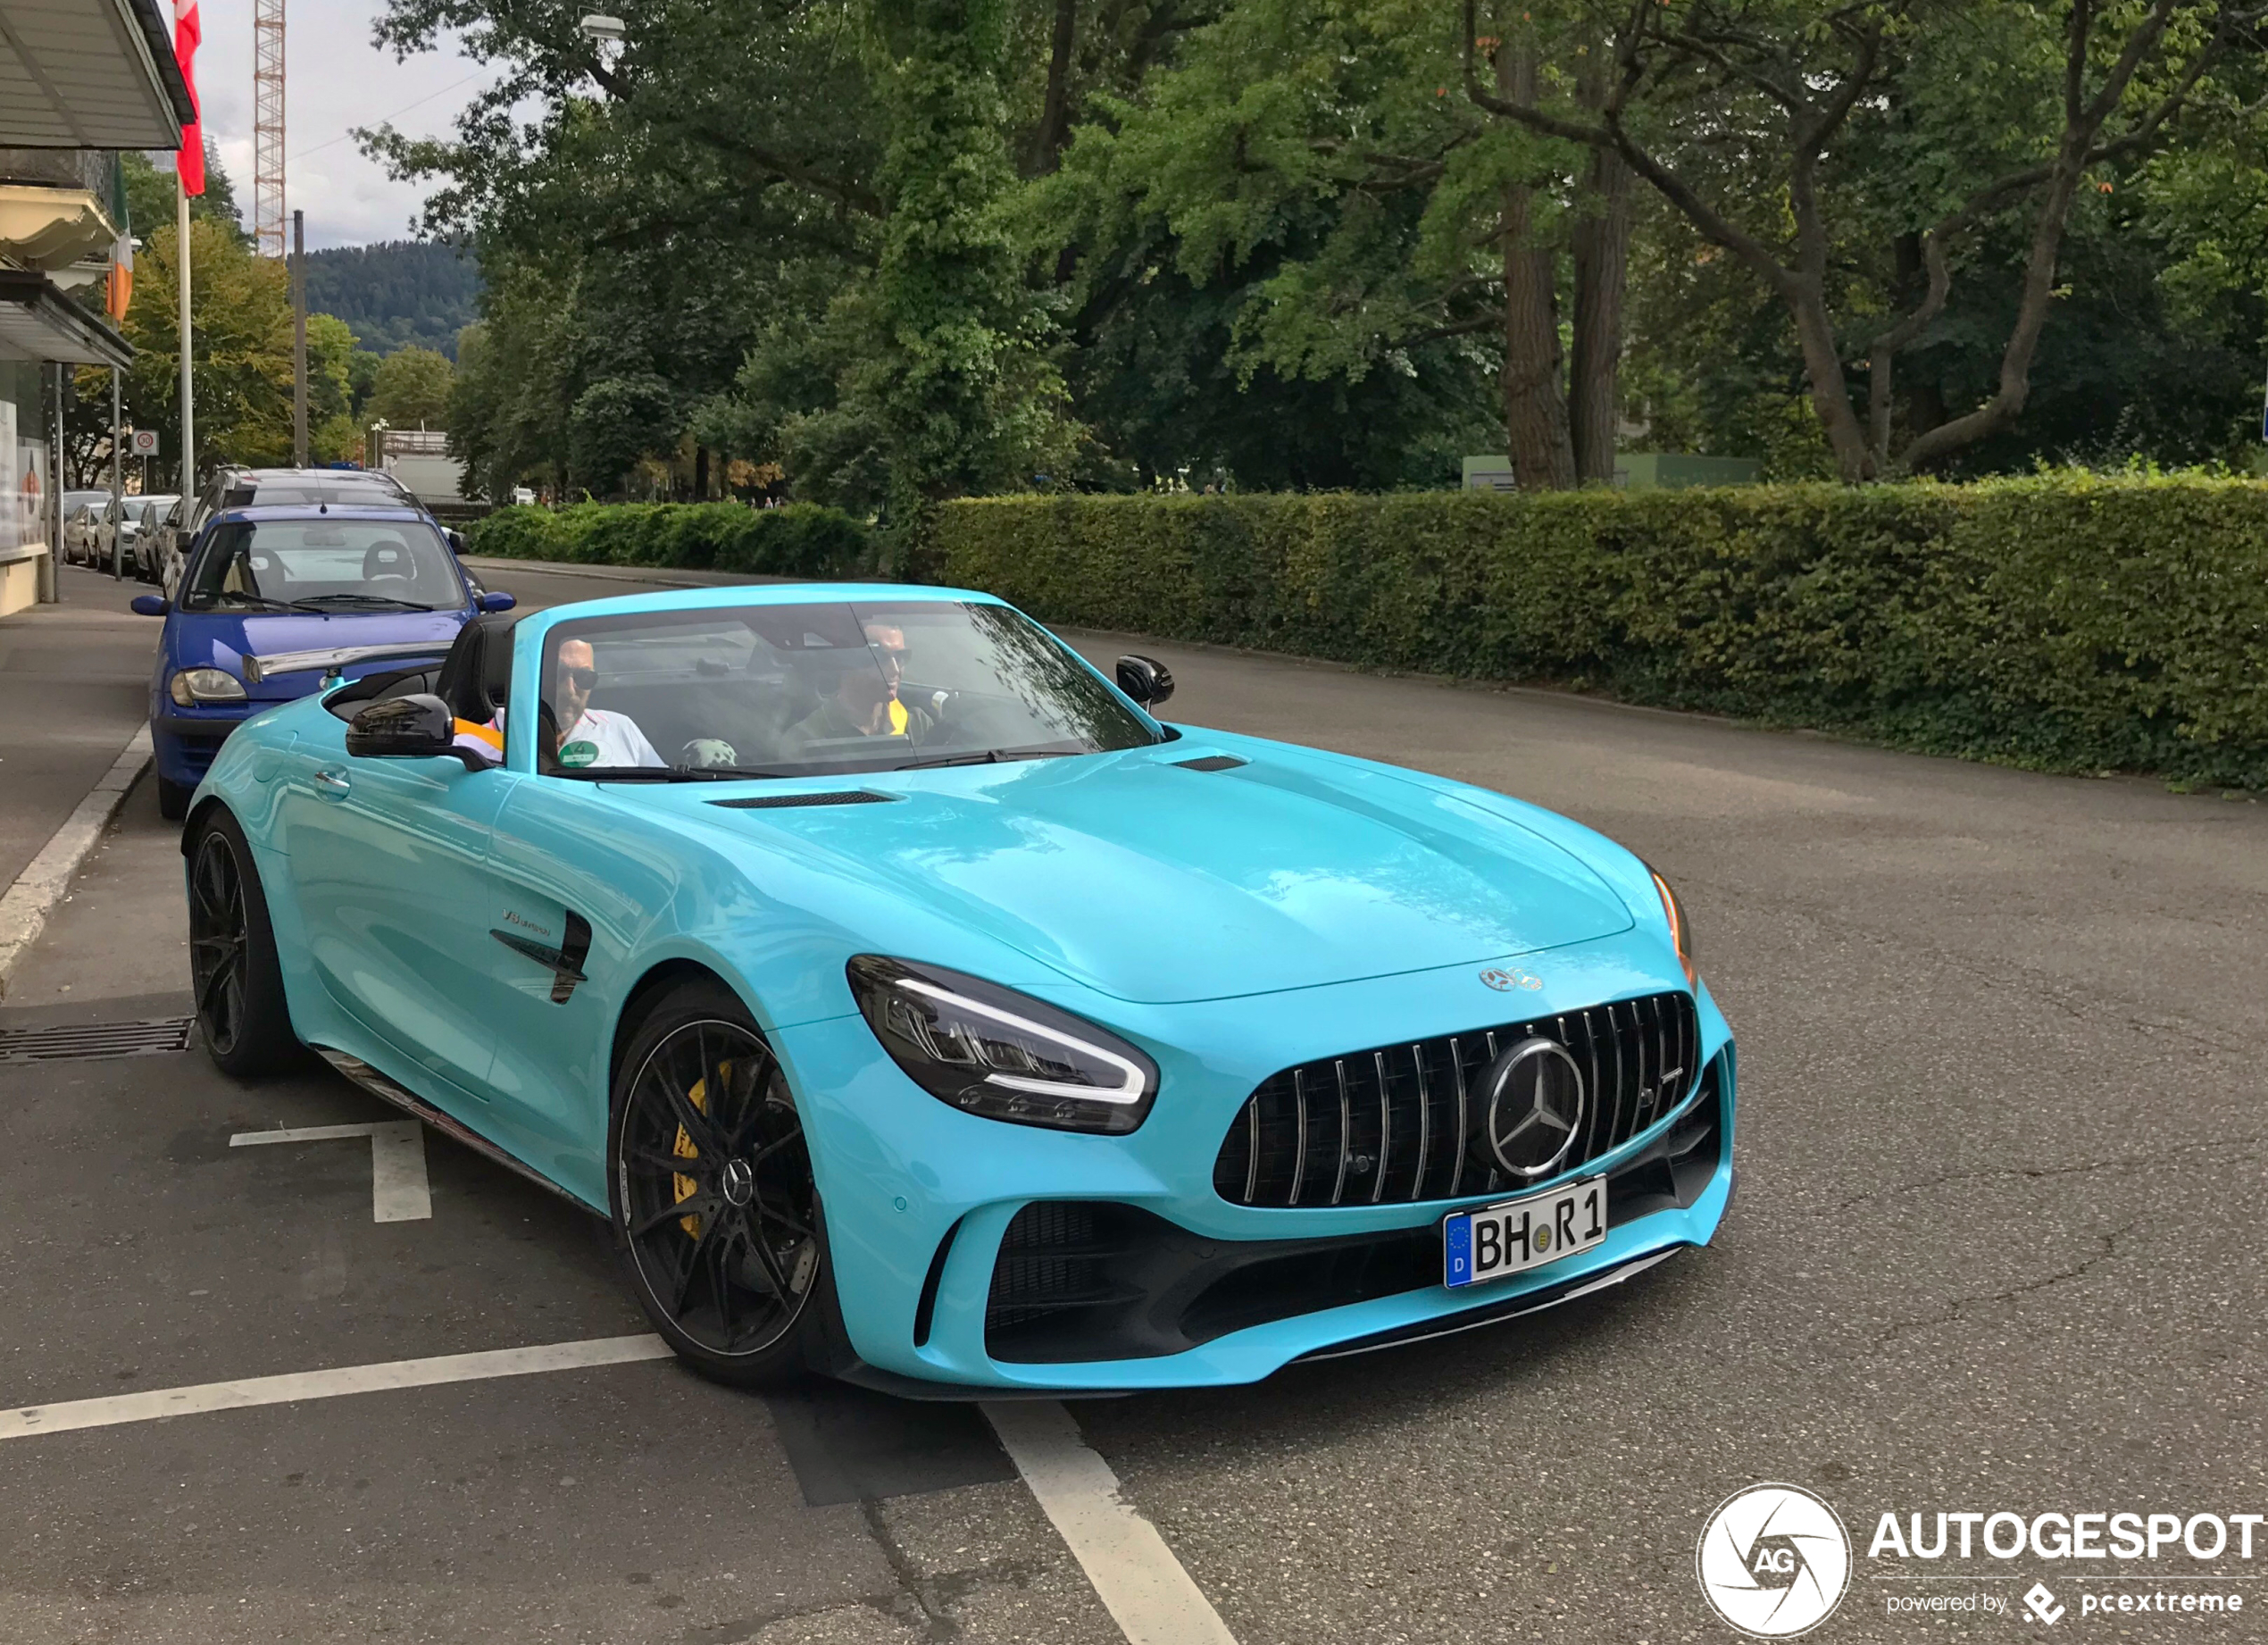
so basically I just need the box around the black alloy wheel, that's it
[612,995,830,1384]
[185,811,296,1075]
[188,828,249,1056]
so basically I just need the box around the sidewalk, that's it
[0,562,157,890]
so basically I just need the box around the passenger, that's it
[550,638,665,768]
[789,623,935,744]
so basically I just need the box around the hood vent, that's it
[1173,755,1248,772]
[710,790,899,811]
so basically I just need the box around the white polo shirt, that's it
[554,708,664,770]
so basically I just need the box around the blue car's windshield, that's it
[182,519,462,613]
[535,600,1160,779]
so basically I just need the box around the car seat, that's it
[362,539,413,584]
[434,613,520,727]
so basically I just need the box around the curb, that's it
[0,726,153,1001]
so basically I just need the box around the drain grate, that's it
[0,1016,196,1064]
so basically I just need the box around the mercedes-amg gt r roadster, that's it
[182,584,1734,1393]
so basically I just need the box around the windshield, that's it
[182,518,465,613]
[534,600,1159,779]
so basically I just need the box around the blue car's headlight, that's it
[846,956,1158,1134]
[169,667,248,706]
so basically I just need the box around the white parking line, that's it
[230,1120,432,1221]
[984,1399,1240,1645]
[0,725,151,999]
[1,1334,672,1440]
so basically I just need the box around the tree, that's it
[368,345,454,429]
[1467,0,2268,481]
[1035,0,1623,490]
[120,146,251,250]
[115,215,297,484]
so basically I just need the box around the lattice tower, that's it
[252,0,286,257]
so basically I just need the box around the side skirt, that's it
[312,1045,601,1217]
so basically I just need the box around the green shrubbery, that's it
[927,476,2268,789]
[464,502,871,579]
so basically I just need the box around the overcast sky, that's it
[192,0,499,250]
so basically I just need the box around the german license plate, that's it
[1442,1177,1606,1289]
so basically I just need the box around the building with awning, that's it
[0,0,189,611]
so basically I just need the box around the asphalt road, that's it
[2,560,2263,1644]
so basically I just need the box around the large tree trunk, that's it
[1030,0,1079,175]
[1568,58,1630,486]
[1792,290,1873,483]
[1497,39,1575,491]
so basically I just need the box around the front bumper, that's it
[153,705,260,787]
[773,945,1737,1392]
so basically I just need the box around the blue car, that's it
[133,503,515,818]
[180,585,1732,1393]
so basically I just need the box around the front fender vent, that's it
[709,790,898,810]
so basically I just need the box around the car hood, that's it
[172,609,468,699]
[668,742,1637,1005]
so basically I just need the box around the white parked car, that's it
[61,498,105,565]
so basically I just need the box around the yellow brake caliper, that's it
[672,1063,728,1236]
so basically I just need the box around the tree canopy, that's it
[361,0,2268,501]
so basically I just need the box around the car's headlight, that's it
[1648,864,1697,986]
[169,667,247,706]
[846,955,1159,1134]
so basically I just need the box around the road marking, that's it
[0,725,151,1000]
[984,1399,1239,1645]
[230,1121,433,1221]
[1,1335,672,1440]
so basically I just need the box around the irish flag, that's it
[174,0,204,196]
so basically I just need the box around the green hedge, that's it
[926,476,2268,789]
[464,502,872,579]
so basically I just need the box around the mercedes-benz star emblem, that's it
[721,1158,755,1207]
[1479,1037,1586,1180]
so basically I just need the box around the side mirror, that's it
[129,594,168,616]
[478,590,517,613]
[346,693,484,768]
[1115,654,1175,708]
[446,530,468,555]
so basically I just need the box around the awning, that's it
[0,270,131,367]
[0,0,193,149]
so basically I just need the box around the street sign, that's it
[129,429,159,456]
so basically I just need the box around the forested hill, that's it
[304,241,480,358]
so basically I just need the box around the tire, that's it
[607,978,838,1389]
[186,809,299,1076]
[157,776,191,822]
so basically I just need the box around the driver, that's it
[788,623,935,745]
[551,639,664,769]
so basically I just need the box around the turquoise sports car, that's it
[182,585,1733,1393]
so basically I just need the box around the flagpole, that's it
[177,172,194,497]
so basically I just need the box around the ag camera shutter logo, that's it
[1697,1483,1853,1637]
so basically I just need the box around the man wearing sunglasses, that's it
[550,638,665,769]
[788,622,936,746]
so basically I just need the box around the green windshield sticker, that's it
[558,739,599,768]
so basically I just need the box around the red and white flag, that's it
[174,0,204,196]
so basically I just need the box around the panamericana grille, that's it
[1213,991,1699,1208]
